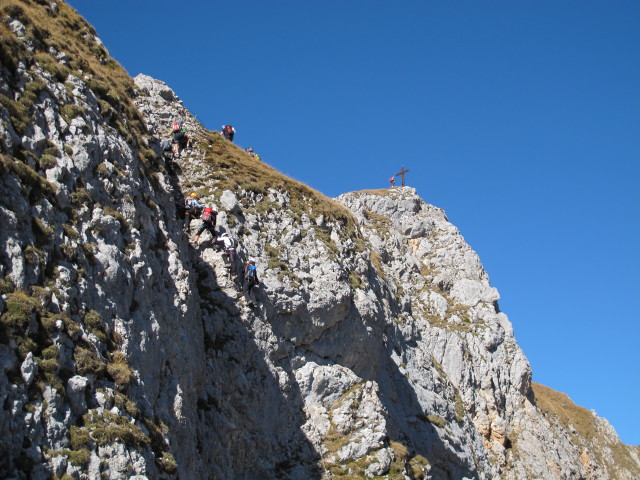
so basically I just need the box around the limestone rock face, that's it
[1,3,639,480]
[0,4,203,479]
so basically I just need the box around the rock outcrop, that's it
[1,1,639,479]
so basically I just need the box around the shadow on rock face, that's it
[189,253,322,479]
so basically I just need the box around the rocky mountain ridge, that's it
[1,1,639,479]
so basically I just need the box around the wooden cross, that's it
[396,166,410,186]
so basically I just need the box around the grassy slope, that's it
[0,0,147,142]
[532,382,640,479]
[183,128,358,234]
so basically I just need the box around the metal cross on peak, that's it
[395,166,410,186]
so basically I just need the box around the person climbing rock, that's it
[170,121,190,157]
[242,259,260,307]
[215,232,239,275]
[184,192,203,234]
[193,207,218,243]
[222,124,235,142]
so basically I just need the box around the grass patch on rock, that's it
[46,448,91,467]
[83,310,107,343]
[81,409,149,447]
[0,290,38,330]
[73,344,106,377]
[1,154,57,201]
[107,351,133,391]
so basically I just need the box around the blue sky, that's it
[66,0,639,445]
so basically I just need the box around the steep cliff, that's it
[1,1,639,479]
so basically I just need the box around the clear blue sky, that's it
[66,0,640,445]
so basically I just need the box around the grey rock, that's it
[66,375,89,416]
[8,20,26,37]
[20,352,38,385]
[49,454,67,477]
[219,189,241,213]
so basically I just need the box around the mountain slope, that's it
[0,1,639,479]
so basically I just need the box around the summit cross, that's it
[396,167,410,186]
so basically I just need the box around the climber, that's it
[193,206,218,243]
[184,193,203,234]
[215,232,239,275]
[221,124,235,142]
[242,259,260,307]
[170,121,190,157]
[246,147,261,161]
[389,176,395,187]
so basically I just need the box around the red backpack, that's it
[202,207,216,223]
[172,122,181,133]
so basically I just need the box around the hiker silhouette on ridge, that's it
[222,124,235,142]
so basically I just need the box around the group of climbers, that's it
[181,192,260,308]
[166,121,265,308]
[166,121,265,162]
[164,122,236,157]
